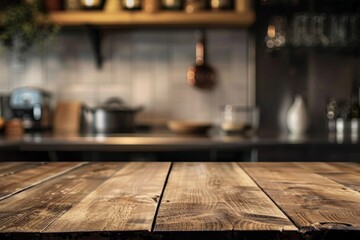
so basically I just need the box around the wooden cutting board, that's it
[53,101,81,134]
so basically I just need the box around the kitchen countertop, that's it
[0,130,360,151]
[0,162,360,240]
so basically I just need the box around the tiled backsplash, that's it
[0,29,250,123]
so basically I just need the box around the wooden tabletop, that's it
[0,162,360,240]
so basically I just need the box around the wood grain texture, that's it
[45,162,171,233]
[240,162,360,231]
[295,162,360,194]
[0,162,43,177]
[0,162,86,201]
[318,172,360,193]
[155,162,297,232]
[0,163,125,233]
[334,162,360,172]
[293,162,360,173]
[46,11,255,27]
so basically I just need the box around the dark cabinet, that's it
[257,144,360,162]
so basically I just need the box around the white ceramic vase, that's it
[286,95,309,135]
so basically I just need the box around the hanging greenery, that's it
[0,0,60,58]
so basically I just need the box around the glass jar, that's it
[184,0,207,13]
[64,0,81,10]
[80,0,106,10]
[121,0,142,10]
[210,0,233,10]
[220,105,259,135]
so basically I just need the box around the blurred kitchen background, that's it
[0,29,249,123]
[0,0,360,162]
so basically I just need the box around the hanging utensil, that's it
[187,31,216,90]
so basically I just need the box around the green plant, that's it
[0,0,60,58]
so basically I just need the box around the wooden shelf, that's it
[0,10,254,69]
[47,11,255,28]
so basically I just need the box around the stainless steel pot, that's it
[81,98,143,134]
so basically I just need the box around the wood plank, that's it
[333,162,360,172]
[293,162,360,173]
[294,162,360,194]
[45,162,171,233]
[0,162,31,173]
[46,11,255,27]
[318,172,360,193]
[240,162,360,233]
[0,162,43,177]
[0,162,86,201]
[0,162,126,233]
[154,162,297,232]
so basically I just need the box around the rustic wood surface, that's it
[295,162,360,194]
[155,162,297,232]
[47,11,255,27]
[45,162,171,233]
[0,162,360,240]
[0,162,85,201]
[294,162,360,173]
[0,162,43,177]
[240,162,360,232]
[0,163,125,233]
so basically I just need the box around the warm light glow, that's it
[126,0,135,8]
[267,25,276,38]
[84,0,95,6]
[212,0,220,8]
[164,0,176,5]
[187,67,196,86]
[188,70,195,79]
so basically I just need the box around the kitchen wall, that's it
[0,29,250,124]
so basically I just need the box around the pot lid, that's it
[95,97,143,112]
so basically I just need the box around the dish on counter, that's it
[220,122,251,133]
[167,120,212,135]
[220,105,259,135]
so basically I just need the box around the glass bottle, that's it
[349,69,360,119]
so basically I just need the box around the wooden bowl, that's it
[167,120,212,135]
